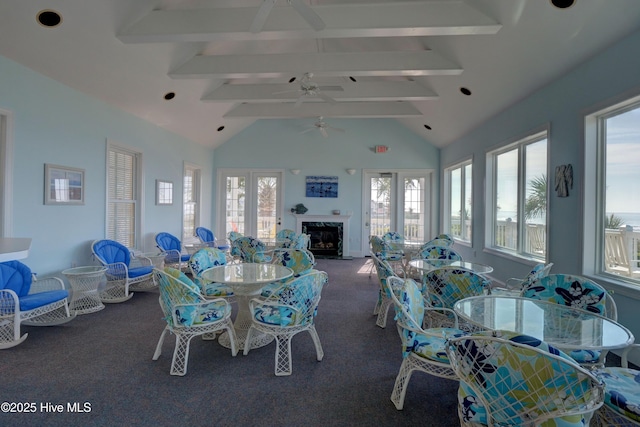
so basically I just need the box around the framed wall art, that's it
[306,175,338,198]
[44,163,85,205]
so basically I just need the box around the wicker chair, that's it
[446,330,604,427]
[227,231,244,262]
[521,274,617,367]
[233,236,273,263]
[243,270,328,376]
[370,235,405,276]
[387,276,466,410]
[412,244,463,261]
[421,267,490,331]
[261,248,317,297]
[187,248,235,301]
[91,239,155,302]
[152,267,238,376]
[595,344,640,426]
[0,260,75,349]
[492,262,554,295]
[371,252,399,328]
[155,232,191,272]
[195,226,230,251]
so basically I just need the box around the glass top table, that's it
[408,259,494,275]
[454,295,634,351]
[202,263,293,351]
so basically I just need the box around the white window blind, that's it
[107,147,137,248]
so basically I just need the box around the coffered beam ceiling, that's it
[117,1,501,43]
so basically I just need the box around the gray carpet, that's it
[1,258,459,426]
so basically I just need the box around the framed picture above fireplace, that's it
[305,175,338,198]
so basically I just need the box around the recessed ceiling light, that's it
[37,9,62,28]
[288,77,296,83]
[550,0,576,9]
[163,92,175,100]
[349,76,357,82]
[423,124,432,130]
[217,126,225,132]
[460,87,472,96]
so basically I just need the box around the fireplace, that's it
[303,222,343,259]
[294,214,351,259]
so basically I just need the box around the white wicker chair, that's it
[152,267,238,376]
[0,260,76,349]
[387,276,466,410]
[154,232,191,273]
[91,239,155,302]
[446,331,604,427]
[595,344,640,426]
[243,270,328,376]
[371,252,399,328]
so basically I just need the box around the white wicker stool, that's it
[62,266,108,314]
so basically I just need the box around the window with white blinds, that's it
[107,145,140,248]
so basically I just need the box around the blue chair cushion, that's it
[128,265,153,278]
[202,282,234,298]
[19,290,69,311]
[216,244,230,251]
[569,349,602,365]
[596,367,640,423]
[0,261,33,296]
[405,327,467,363]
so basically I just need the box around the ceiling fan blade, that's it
[250,0,277,33]
[328,126,345,133]
[300,128,315,134]
[272,89,301,95]
[320,127,329,138]
[289,0,325,31]
[316,92,337,104]
[317,85,344,92]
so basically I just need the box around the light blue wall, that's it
[213,118,440,255]
[0,54,214,276]
[441,29,640,339]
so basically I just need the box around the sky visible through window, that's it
[606,107,640,226]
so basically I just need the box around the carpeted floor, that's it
[1,258,460,427]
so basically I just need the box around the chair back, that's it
[195,227,214,245]
[188,248,227,282]
[228,231,243,257]
[414,244,462,261]
[234,236,267,262]
[387,276,424,333]
[446,331,604,426]
[370,235,403,261]
[521,262,553,288]
[155,232,182,252]
[422,267,490,311]
[424,238,453,247]
[92,239,132,267]
[271,249,315,276]
[276,229,297,241]
[0,260,32,297]
[522,274,615,319]
[371,252,397,299]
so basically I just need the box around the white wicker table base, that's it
[63,266,107,315]
[218,294,274,351]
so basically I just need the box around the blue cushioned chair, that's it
[187,248,234,300]
[446,330,604,427]
[412,244,463,261]
[152,267,238,376]
[234,236,273,263]
[244,270,328,376]
[91,239,155,302]
[0,260,75,349]
[195,226,230,251]
[261,249,316,297]
[521,274,617,367]
[371,252,400,328]
[155,232,191,272]
[388,276,466,410]
[595,344,640,426]
[227,231,244,261]
[493,262,553,295]
[370,235,405,277]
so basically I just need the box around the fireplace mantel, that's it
[293,214,351,258]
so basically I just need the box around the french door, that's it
[362,170,434,248]
[218,169,283,241]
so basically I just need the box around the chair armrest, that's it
[29,276,66,293]
[162,249,182,263]
[621,343,640,368]
[170,298,230,326]
[503,277,525,288]
[102,262,128,279]
[423,307,460,329]
[130,255,153,268]
[251,250,275,263]
[0,288,19,313]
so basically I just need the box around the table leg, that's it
[217,293,274,351]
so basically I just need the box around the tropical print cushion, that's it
[414,245,462,261]
[253,273,318,327]
[202,283,234,298]
[595,367,640,423]
[521,274,608,316]
[454,330,595,427]
[423,268,489,310]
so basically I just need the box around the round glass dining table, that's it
[408,259,494,275]
[202,263,293,351]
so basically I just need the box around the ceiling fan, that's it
[300,117,345,138]
[250,0,325,33]
[276,72,344,107]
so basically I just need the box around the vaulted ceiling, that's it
[2,0,640,148]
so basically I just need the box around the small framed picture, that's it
[44,164,85,205]
[156,179,173,205]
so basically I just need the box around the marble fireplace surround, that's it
[293,214,351,259]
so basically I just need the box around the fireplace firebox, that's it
[302,222,343,259]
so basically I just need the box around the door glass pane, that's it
[403,177,425,242]
[524,139,547,256]
[370,177,392,236]
[449,168,462,239]
[183,168,196,242]
[256,176,278,240]
[463,163,472,241]
[495,149,518,250]
[225,176,245,237]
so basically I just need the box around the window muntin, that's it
[107,145,140,248]
[487,132,547,259]
[445,160,472,242]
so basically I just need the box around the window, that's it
[107,143,141,249]
[183,164,200,243]
[585,95,640,285]
[444,160,472,242]
[486,131,548,259]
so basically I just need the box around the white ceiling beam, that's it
[203,81,438,102]
[170,51,461,79]
[118,2,501,43]
[223,101,423,118]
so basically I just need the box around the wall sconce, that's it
[346,169,356,175]
[289,169,301,175]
